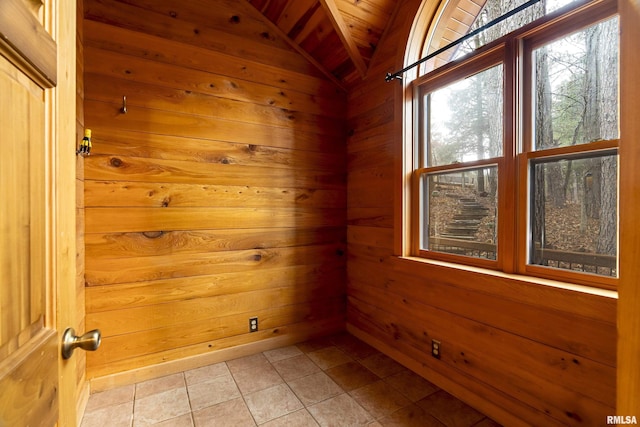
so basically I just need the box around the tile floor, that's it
[80,333,501,427]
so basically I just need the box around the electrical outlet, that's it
[431,339,441,359]
[249,317,258,332]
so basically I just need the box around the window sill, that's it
[393,255,618,300]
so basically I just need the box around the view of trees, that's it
[533,14,618,275]
[424,0,619,275]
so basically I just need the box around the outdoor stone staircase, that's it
[441,195,490,240]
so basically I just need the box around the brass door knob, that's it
[61,328,101,359]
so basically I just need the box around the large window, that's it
[411,0,618,288]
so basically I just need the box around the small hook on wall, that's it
[121,95,127,114]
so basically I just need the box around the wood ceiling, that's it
[247,0,400,88]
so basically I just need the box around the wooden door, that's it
[0,0,77,425]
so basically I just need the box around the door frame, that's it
[0,0,78,425]
[53,0,82,425]
[618,0,640,414]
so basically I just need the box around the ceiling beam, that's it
[318,0,368,78]
[246,1,347,92]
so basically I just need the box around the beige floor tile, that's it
[187,373,241,411]
[260,409,319,427]
[244,383,304,424]
[152,413,194,427]
[192,397,256,427]
[349,380,412,419]
[359,353,406,378]
[418,390,485,427]
[79,333,499,427]
[263,345,303,363]
[84,384,135,413]
[184,362,230,386]
[226,353,270,374]
[307,346,353,370]
[133,387,191,426]
[287,371,343,406]
[296,336,336,354]
[377,404,446,427]
[385,370,440,402]
[231,363,284,394]
[81,401,133,427]
[326,361,380,392]
[135,373,185,400]
[331,333,379,360]
[272,354,321,381]
[307,393,373,427]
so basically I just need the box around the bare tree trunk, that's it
[532,163,546,263]
[534,49,554,149]
[584,20,618,255]
[598,157,617,255]
[532,47,554,261]
[584,25,602,220]
[597,19,619,255]
[536,47,564,207]
[548,163,565,207]
[474,72,486,193]
[486,64,502,198]
[563,120,583,203]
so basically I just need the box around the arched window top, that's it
[411,0,581,76]
[421,0,488,72]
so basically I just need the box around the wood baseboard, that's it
[346,323,530,427]
[89,325,342,394]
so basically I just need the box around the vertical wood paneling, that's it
[346,0,618,425]
[83,0,347,380]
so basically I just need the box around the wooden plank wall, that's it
[346,0,618,425]
[82,0,347,380]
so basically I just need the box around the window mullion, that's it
[500,38,519,273]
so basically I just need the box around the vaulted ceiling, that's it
[247,0,400,88]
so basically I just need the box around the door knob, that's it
[61,328,101,359]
